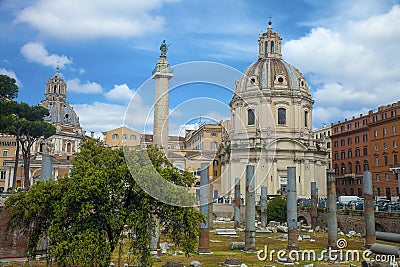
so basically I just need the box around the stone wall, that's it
[0,210,28,258]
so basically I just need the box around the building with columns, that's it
[1,68,84,190]
[219,22,328,199]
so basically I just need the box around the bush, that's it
[267,197,287,223]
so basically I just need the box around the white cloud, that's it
[66,79,103,94]
[283,5,400,127]
[104,84,135,103]
[0,68,23,87]
[21,42,72,68]
[14,0,170,40]
[72,102,127,134]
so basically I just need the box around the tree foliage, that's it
[267,197,287,223]
[4,139,203,266]
[0,74,18,100]
[0,100,56,189]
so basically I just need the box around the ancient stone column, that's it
[152,41,173,153]
[326,169,338,248]
[244,165,256,251]
[234,178,241,229]
[287,167,298,250]
[363,171,376,248]
[198,163,211,254]
[311,182,317,230]
[260,186,268,228]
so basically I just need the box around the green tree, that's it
[4,139,203,266]
[0,101,55,189]
[267,197,287,223]
[0,74,18,100]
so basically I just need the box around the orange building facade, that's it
[332,101,400,200]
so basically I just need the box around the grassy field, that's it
[109,222,380,267]
[3,222,398,266]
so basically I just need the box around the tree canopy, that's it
[0,74,18,100]
[4,139,203,266]
[0,100,56,189]
[267,197,287,223]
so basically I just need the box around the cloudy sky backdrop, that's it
[1,0,399,137]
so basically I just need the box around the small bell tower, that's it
[258,20,282,59]
[45,65,67,102]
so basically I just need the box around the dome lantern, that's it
[258,20,282,59]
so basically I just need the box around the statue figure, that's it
[160,40,169,57]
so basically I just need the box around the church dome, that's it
[237,58,310,95]
[235,22,310,98]
[38,68,81,128]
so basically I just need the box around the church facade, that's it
[219,22,329,199]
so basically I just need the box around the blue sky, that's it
[1,0,399,137]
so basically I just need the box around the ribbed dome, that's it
[237,58,310,95]
[40,101,80,127]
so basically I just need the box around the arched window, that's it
[53,85,57,93]
[343,188,347,196]
[355,161,361,174]
[264,41,268,55]
[278,108,286,125]
[304,111,309,127]
[350,188,354,195]
[334,164,339,175]
[364,160,369,171]
[341,163,346,175]
[66,142,72,153]
[213,160,219,166]
[248,109,255,126]
[357,188,362,197]
[210,141,218,150]
[271,41,274,53]
[130,135,137,140]
[348,162,353,174]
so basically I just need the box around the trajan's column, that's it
[152,40,173,152]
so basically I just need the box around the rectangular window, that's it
[383,128,387,137]
[355,148,360,157]
[394,140,397,148]
[377,188,381,196]
[382,113,387,120]
[348,150,352,158]
[376,173,380,181]
[374,130,378,139]
[210,132,217,137]
[277,108,286,125]
[341,151,345,159]
[383,142,387,150]
[214,170,218,176]
[341,126,345,131]
[122,134,127,140]
[363,147,368,156]
[347,123,351,129]
[393,125,397,135]
[348,138,352,145]
[376,157,379,167]
[341,139,345,146]
[327,142,331,149]
[392,110,397,117]
[385,173,389,181]
[248,109,255,125]
[375,144,378,151]
[384,155,388,166]
[2,150,8,157]
[355,136,360,143]
[355,121,360,127]
[334,141,338,147]
[0,171,5,180]
[394,154,398,167]
[334,152,338,160]
[304,111,308,127]
[363,134,368,142]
